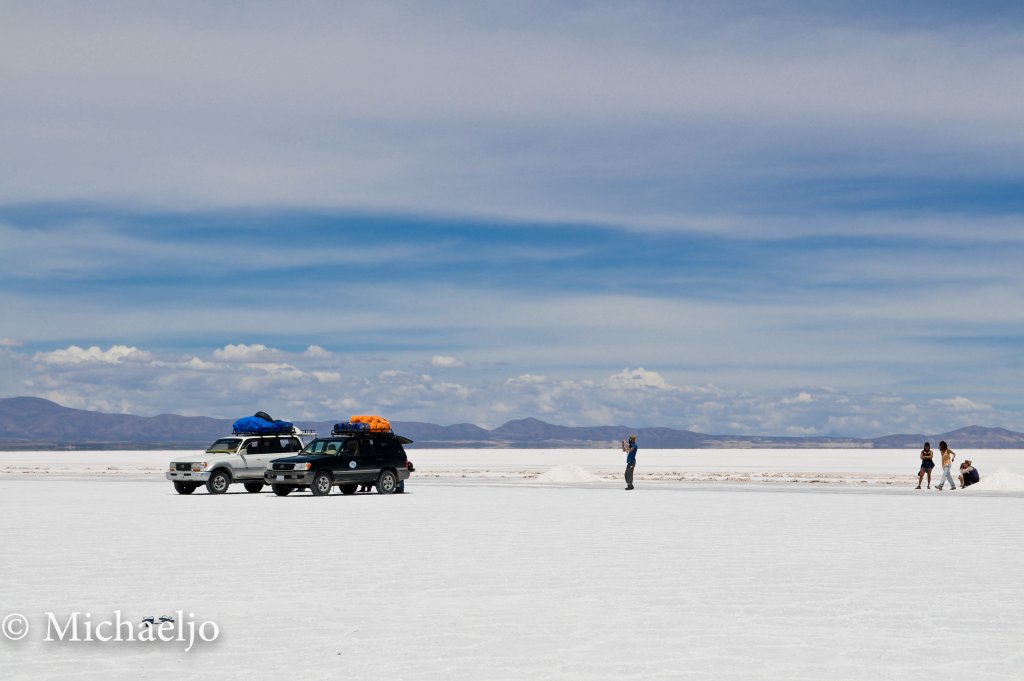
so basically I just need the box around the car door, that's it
[237,438,263,479]
[333,439,362,482]
[357,438,383,482]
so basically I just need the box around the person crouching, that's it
[959,460,980,488]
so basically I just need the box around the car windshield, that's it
[301,438,350,455]
[206,438,241,453]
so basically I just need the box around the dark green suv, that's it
[265,431,413,496]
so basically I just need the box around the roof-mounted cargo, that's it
[232,412,296,436]
[332,414,394,436]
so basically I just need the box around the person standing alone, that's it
[936,440,957,491]
[917,442,934,489]
[623,434,637,490]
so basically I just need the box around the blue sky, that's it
[1,2,1022,435]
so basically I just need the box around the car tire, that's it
[243,482,264,493]
[272,484,292,496]
[376,469,398,495]
[311,471,333,496]
[339,484,358,495]
[206,470,231,495]
[173,481,197,495]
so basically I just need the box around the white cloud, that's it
[32,345,152,365]
[184,356,218,371]
[430,355,465,368]
[244,362,304,378]
[0,338,21,347]
[507,374,547,385]
[212,344,285,363]
[928,397,992,412]
[303,345,333,359]
[605,368,673,391]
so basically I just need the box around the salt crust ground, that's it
[1,449,1023,681]
[3,448,1024,489]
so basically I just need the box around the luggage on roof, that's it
[232,413,294,435]
[333,421,371,434]
[350,415,392,433]
[330,415,395,436]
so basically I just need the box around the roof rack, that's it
[231,425,319,438]
[332,422,394,436]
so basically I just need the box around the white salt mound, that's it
[537,464,603,483]
[968,468,1024,491]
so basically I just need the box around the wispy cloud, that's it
[1,4,1022,433]
[1,3,1023,227]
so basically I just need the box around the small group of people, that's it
[917,440,980,490]
[621,435,982,492]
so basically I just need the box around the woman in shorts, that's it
[917,441,934,489]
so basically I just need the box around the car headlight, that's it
[294,462,312,471]
[191,462,208,472]
[169,464,176,471]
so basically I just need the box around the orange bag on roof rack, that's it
[350,415,392,433]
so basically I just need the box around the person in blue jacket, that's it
[623,434,637,490]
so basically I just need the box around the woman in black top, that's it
[959,460,980,488]
[917,442,934,489]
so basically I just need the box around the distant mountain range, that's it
[1,396,1023,450]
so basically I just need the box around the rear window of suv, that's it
[378,438,405,459]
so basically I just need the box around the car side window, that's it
[379,439,403,459]
[244,440,260,454]
[283,437,300,452]
[342,440,360,457]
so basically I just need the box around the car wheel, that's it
[206,470,230,495]
[173,481,197,495]
[311,471,333,496]
[376,470,397,495]
[339,484,358,495]
[243,482,265,493]
[272,484,292,496]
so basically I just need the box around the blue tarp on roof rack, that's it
[233,416,294,435]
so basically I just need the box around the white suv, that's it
[167,429,316,495]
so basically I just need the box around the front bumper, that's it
[265,470,315,486]
[166,470,211,482]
